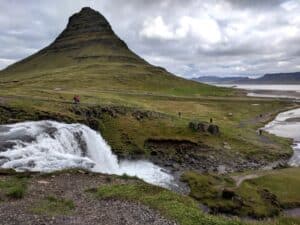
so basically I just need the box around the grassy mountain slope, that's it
[0,7,232,98]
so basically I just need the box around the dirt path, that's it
[0,171,177,225]
[232,174,261,187]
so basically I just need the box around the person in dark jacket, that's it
[73,95,80,104]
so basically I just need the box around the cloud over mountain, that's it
[0,0,300,78]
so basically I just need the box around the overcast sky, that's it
[0,0,300,78]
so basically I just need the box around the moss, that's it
[0,177,28,199]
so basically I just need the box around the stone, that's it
[37,180,50,185]
[207,124,219,135]
[189,121,220,135]
[223,142,232,150]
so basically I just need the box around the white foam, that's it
[0,121,174,188]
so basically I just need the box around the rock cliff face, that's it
[45,7,128,52]
[1,7,146,73]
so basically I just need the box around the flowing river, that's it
[264,108,300,166]
[0,120,174,188]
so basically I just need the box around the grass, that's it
[88,182,300,225]
[181,168,300,219]
[88,182,245,225]
[31,195,75,216]
[0,94,294,165]
[0,177,28,199]
[249,168,300,208]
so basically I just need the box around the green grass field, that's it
[181,168,300,219]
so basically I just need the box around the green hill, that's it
[0,7,232,99]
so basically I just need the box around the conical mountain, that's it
[0,7,227,97]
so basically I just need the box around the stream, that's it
[264,108,300,166]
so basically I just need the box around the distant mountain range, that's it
[193,72,300,84]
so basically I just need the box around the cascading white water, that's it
[264,108,300,166]
[0,121,174,188]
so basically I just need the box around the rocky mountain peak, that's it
[45,7,125,52]
[66,7,112,34]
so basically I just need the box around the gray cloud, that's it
[0,0,299,78]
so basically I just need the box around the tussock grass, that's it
[0,177,27,199]
[31,195,75,216]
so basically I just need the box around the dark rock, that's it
[189,121,220,135]
[44,7,129,53]
[260,189,281,208]
[132,110,164,120]
[207,124,219,135]
[87,118,99,130]
[222,188,236,199]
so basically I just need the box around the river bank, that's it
[264,107,300,166]
[215,84,300,100]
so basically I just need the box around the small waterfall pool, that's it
[0,120,174,188]
[264,108,300,166]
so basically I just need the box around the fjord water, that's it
[217,84,300,99]
[218,84,300,92]
[264,108,300,166]
[0,121,174,188]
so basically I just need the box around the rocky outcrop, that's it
[189,121,220,135]
[132,110,165,120]
[45,7,130,53]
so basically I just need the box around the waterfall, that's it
[0,121,174,187]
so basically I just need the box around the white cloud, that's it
[140,16,176,40]
[177,16,221,44]
[0,0,300,77]
[140,15,222,45]
[0,58,15,69]
[281,0,299,11]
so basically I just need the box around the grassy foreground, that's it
[0,168,299,225]
[89,181,300,225]
[181,168,300,219]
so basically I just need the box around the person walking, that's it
[73,95,80,104]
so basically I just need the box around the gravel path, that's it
[0,171,177,225]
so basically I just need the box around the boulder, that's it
[189,121,220,135]
[207,124,219,135]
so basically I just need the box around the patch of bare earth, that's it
[0,171,177,225]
